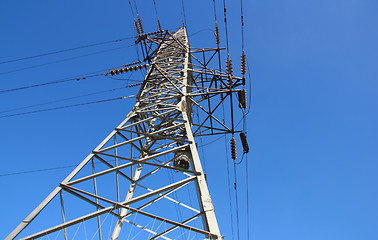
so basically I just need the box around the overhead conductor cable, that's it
[152,0,162,31]
[239,0,251,239]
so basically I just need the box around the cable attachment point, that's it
[241,53,246,76]
[237,89,247,109]
[231,136,237,160]
[215,25,220,45]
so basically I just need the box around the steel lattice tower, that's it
[7,27,245,240]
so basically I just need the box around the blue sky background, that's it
[0,0,377,239]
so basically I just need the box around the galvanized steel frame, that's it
[7,27,244,240]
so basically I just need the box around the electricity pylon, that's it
[7,27,246,240]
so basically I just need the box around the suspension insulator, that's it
[226,59,233,86]
[227,76,233,86]
[226,59,233,75]
[138,17,144,34]
[157,19,162,32]
[238,89,247,109]
[240,132,250,154]
[127,82,142,88]
[134,20,140,35]
[105,63,149,76]
[231,137,237,160]
[241,53,246,75]
[215,25,220,45]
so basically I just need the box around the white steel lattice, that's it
[7,27,245,240]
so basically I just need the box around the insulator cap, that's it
[231,137,237,160]
[110,70,115,76]
[238,89,247,109]
[240,132,250,153]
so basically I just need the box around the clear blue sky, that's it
[0,0,377,239]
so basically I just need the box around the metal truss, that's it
[7,27,244,240]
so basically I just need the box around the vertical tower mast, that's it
[110,27,221,239]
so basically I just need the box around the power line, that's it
[0,164,79,177]
[245,153,251,240]
[0,87,127,114]
[0,74,102,94]
[222,0,230,57]
[0,45,134,75]
[152,0,162,31]
[180,0,187,27]
[0,96,134,119]
[240,0,245,52]
[222,100,235,239]
[233,158,241,240]
[0,37,135,65]
[104,75,143,83]
[188,28,214,37]
[0,61,143,94]
[0,159,128,177]
[133,0,140,17]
